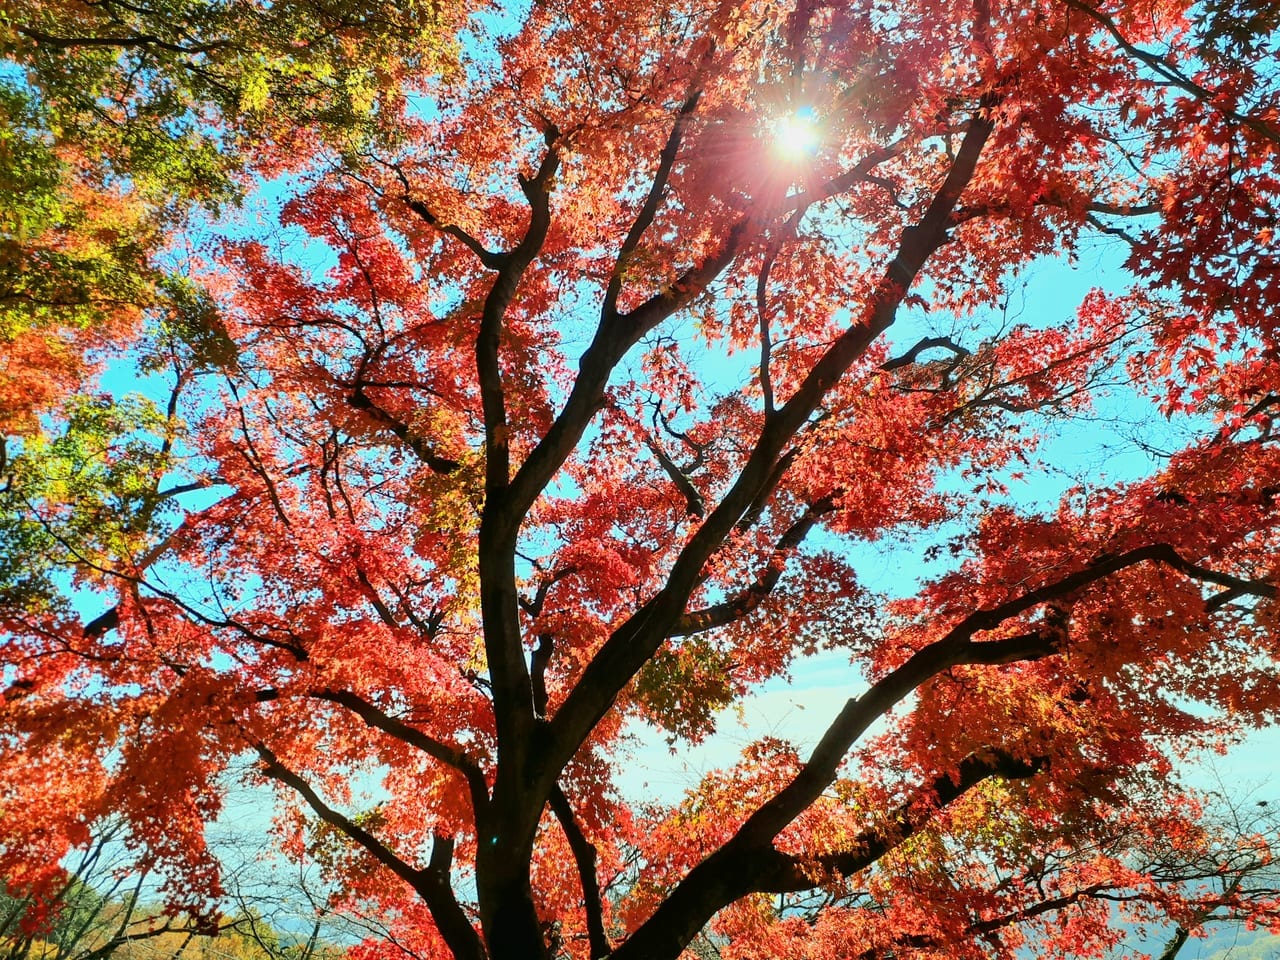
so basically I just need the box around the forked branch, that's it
[254,744,485,960]
[609,541,1271,960]
[545,90,1004,798]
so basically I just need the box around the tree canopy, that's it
[3,1,1280,959]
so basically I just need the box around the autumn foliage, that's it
[4,0,1280,958]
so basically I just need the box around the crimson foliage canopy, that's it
[3,1,1280,958]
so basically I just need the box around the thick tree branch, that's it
[471,128,566,960]
[612,752,1042,960]
[309,689,487,795]
[784,143,904,213]
[365,152,506,269]
[608,538,1270,960]
[476,129,562,769]
[610,634,1057,960]
[353,566,402,629]
[83,606,120,638]
[737,448,798,533]
[645,435,705,518]
[255,688,489,807]
[950,194,1161,226]
[958,543,1276,636]
[544,92,1004,803]
[1087,199,1161,216]
[254,742,429,889]
[153,478,229,500]
[1157,926,1192,960]
[424,834,489,960]
[15,24,226,54]
[601,90,703,320]
[404,197,506,269]
[754,752,1045,893]
[385,581,447,638]
[505,186,751,533]
[881,335,971,372]
[530,634,553,719]
[519,567,576,619]
[256,744,485,960]
[480,128,562,497]
[353,570,396,632]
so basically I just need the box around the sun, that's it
[772,107,822,159]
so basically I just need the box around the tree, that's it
[1,0,465,438]
[2,818,214,960]
[0,815,351,960]
[3,1,1280,959]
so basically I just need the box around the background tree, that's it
[0,816,350,960]
[1,0,467,541]
[3,1,1280,960]
[3,818,214,960]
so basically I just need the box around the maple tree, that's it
[1,0,460,439]
[3,0,1280,958]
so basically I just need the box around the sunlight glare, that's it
[773,108,821,158]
